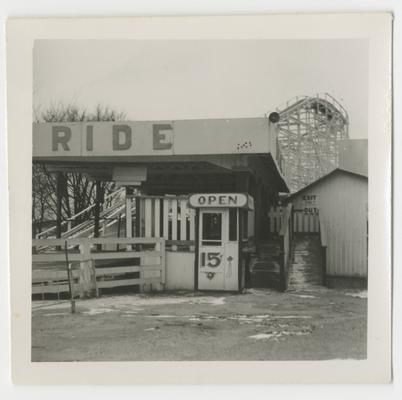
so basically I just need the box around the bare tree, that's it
[32,103,126,237]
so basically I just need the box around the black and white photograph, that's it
[6,13,392,385]
[31,38,369,362]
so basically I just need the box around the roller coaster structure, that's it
[272,93,349,192]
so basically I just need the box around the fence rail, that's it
[268,206,319,234]
[32,237,165,298]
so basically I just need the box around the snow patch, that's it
[344,291,367,299]
[32,294,226,312]
[292,294,317,299]
[249,333,277,340]
[43,312,67,316]
[249,328,312,341]
[82,308,114,316]
[243,288,275,296]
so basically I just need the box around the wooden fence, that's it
[268,206,319,234]
[32,237,165,299]
[136,196,196,251]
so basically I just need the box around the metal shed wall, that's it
[291,172,368,277]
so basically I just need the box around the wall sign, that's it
[302,194,318,214]
[32,118,274,159]
[189,193,254,210]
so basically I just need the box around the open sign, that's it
[189,193,254,210]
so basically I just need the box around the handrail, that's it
[35,187,125,239]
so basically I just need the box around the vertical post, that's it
[322,246,327,286]
[180,199,187,242]
[125,188,132,251]
[79,240,98,298]
[116,213,121,251]
[144,198,152,237]
[56,171,63,240]
[171,199,178,251]
[163,198,169,239]
[279,235,286,292]
[194,209,200,291]
[135,196,141,237]
[160,238,166,289]
[64,240,76,313]
[189,208,195,252]
[154,198,160,237]
[94,180,102,251]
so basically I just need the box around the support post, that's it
[56,172,63,240]
[94,180,102,251]
[125,188,133,250]
[135,196,141,237]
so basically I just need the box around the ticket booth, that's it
[189,193,254,292]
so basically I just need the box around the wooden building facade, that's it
[286,168,368,286]
[32,117,289,294]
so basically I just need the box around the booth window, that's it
[202,213,222,246]
[229,209,237,241]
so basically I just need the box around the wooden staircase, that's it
[249,233,324,291]
[288,234,323,291]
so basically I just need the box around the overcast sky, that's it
[33,39,368,138]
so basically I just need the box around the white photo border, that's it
[7,13,392,384]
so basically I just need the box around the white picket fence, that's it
[136,196,196,250]
[268,206,319,234]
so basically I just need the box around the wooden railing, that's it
[279,203,294,291]
[32,237,165,299]
[35,187,125,239]
[318,217,328,286]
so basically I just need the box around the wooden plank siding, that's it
[32,237,166,297]
[289,172,368,277]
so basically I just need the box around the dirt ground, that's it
[31,287,367,361]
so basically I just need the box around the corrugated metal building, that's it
[287,167,368,286]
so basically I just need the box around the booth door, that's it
[198,209,239,291]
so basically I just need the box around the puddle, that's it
[291,294,317,299]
